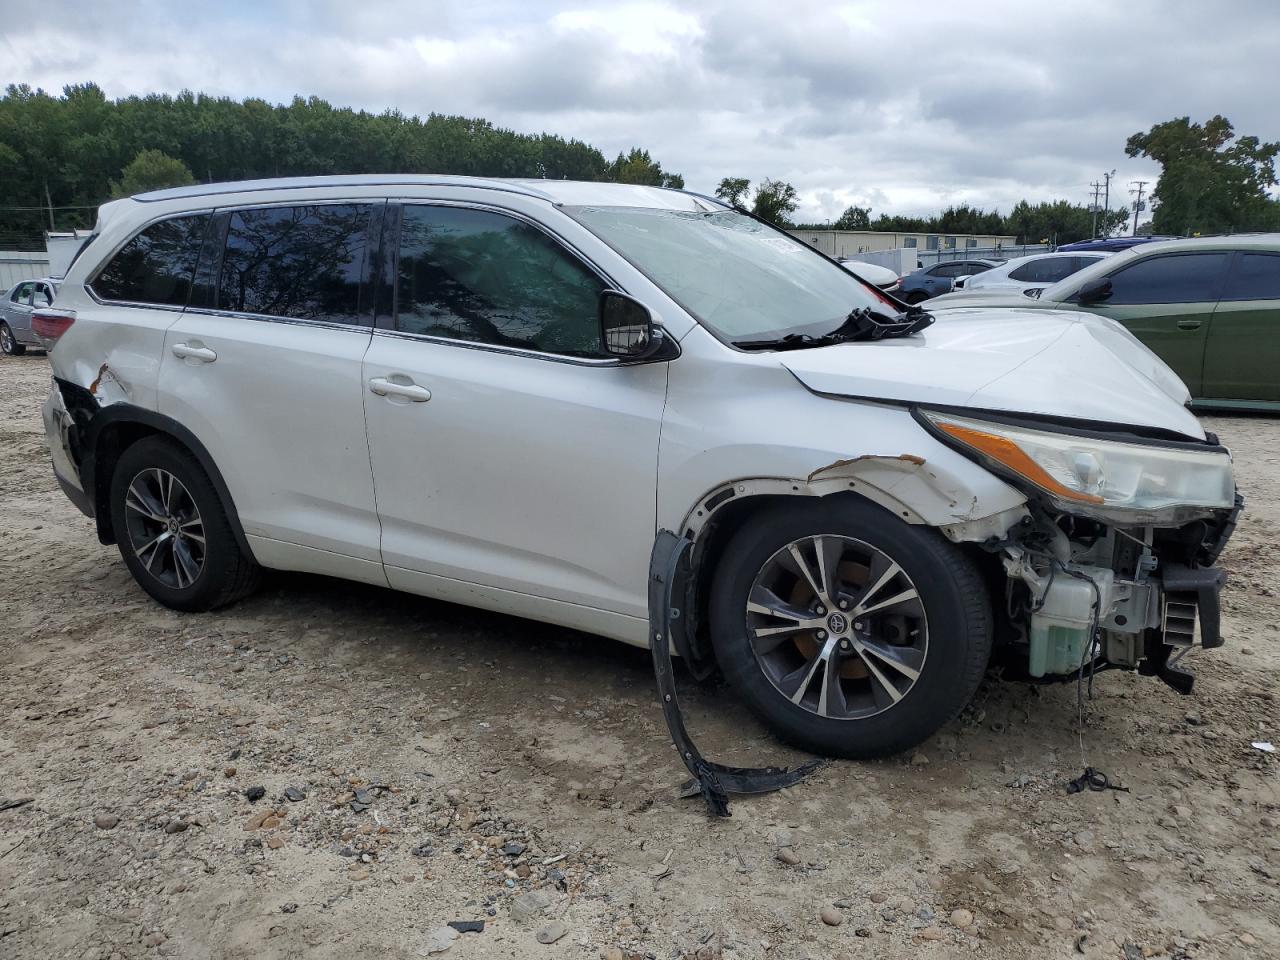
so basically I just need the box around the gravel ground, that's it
[1,351,1278,960]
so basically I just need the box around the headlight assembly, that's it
[921,411,1235,521]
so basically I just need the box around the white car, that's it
[38,176,1237,762]
[961,251,1111,295]
[837,258,900,294]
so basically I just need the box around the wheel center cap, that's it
[167,517,179,535]
[826,613,849,635]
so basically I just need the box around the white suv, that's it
[39,175,1239,759]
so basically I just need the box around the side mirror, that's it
[600,290,662,360]
[1076,277,1113,304]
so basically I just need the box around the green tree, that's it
[833,204,871,230]
[1125,115,1280,234]
[715,176,751,207]
[752,178,798,226]
[110,149,196,198]
[607,148,684,188]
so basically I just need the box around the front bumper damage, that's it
[997,493,1241,694]
[648,530,822,817]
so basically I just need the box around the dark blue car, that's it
[898,259,1002,303]
[1055,236,1179,253]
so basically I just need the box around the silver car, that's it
[1,277,60,354]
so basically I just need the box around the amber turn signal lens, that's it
[936,421,1105,505]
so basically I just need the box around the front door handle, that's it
[1176,319,1203,331]
[369,377,432,402]
[172,342,217,363]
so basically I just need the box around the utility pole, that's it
[1129,180,1149,236]
[44,180,55,232]
[1088,180,1102,238]
[1103,169,1115,235]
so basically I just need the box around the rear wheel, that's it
[905,292,929,305]
[0,322,25,356]
[109,437,259,611]
[709,498,991,758]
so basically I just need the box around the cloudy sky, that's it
[4,0,1278,223]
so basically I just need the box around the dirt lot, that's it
[1,352,1278,960]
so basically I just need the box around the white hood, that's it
[780,308,1205,439]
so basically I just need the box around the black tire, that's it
[905,291,929,305]
[709,497,991,759]
[0,322,25,356]
[109,436,259,611]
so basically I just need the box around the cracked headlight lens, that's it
[923,412,1235,517]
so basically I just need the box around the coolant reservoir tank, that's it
[1028,570,1113,677]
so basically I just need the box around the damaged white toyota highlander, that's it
[40,176,1239,765]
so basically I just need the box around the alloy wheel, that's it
[745,535,928,720]
[123,468,206,589]
[0,324,13,354]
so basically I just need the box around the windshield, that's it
[566,206,888,341]
[1040,247,1136,302]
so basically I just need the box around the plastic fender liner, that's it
[648,529,823,817]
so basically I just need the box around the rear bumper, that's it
[42,378,92,518]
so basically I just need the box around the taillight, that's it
[32,309,76,343]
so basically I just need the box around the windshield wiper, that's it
[735,304,934,351]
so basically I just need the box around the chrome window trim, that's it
[370,326,630,367]
[181,307,374,334]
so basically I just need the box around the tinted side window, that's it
[1101,253,1230,305]
[92,215,209,306]
[1010,258,1077,284]
[396,205,606,356]
[1222,253,1280,301]
[217,204,371,323]
[11,281,33,303]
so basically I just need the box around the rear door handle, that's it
[1176,319,1203,331]
[172,342,217,363]
[369,377,432,402]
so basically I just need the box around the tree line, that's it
[0,83,1275,249]
[0,83,682,245]
[718,172,1131,244]
[720,115,1278,244]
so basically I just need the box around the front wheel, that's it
[709,498,992,759]
[0,322,25,356]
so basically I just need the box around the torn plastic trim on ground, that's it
[648,529,823,817]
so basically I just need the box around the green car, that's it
[929,235,1280,410]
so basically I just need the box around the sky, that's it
[3,0,1279,224]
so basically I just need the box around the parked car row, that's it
[930,235,1280,408]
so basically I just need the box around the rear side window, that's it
[1221,252,1280,301]
[395,205,606,356]
[217,204,371,323]
[92,215,209,306]
[1100,253,1230,305]
[1009,257,1078,284]
[10,281,33,303]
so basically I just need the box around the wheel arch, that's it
[668,464,1022,676]
[674,480,921,676]
[82,403,254,560]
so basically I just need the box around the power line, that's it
[0,203,102,211]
